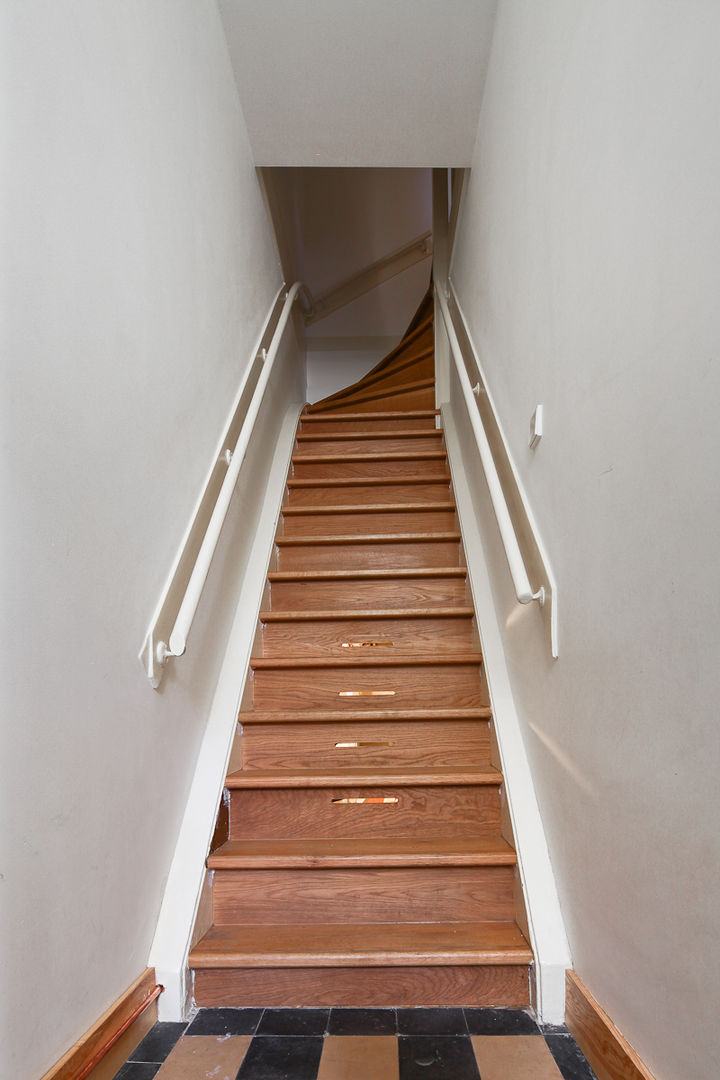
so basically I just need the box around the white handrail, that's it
[157,282,302,667]
[436,287,544,608]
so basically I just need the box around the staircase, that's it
[189,292,533,1007]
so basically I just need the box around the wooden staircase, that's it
[189,292,533,1007]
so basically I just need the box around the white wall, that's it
[0,3,299,1077]
[451,4,720,1079]
[218,0,498,166]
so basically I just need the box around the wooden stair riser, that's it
[295,435,443,457]
[193,965,530,1008]
[228,784,502,840]
[281,507,456,536]
[240,720,490,770]
[250,662,485,711]
[291,457,449,480]
[286,480,453,506]
[321,387,437,413]
[275,539,460,572]
[300,415,439,434]
[269,575,468,611]
[260,616,474,658]
[211,866,516,925]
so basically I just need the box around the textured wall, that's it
[0,2,295,1076]
[451,4,720,1079]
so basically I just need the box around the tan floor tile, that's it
[317,1035,399,1080]
[154,1035,252,1079]
[471,1035,563,1080]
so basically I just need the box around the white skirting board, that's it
[149,403,303,1020]
[442,406,571,1023]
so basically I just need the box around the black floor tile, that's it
[236,1035,324,1079]
[463,1007,540,1035]
[398,1008,468,1035]
[256,1008,329,1036]
[328,1008,397,1035]
[545,1033,598,1080]
[128,1022,188,1063]
[543,1022,570,1035]
[398,1035,480,1080]
[112,1063,161,1080]
[185,1007,264,1036]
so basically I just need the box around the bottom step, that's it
[190,922,532,1007]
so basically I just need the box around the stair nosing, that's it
[282,503,455,515]
[296,431,444,442]
[250,653,482,670]
[292,451,447,463]
[268,568,467,581]
[208,838,517,870]
[275,532,461,547]
[224,766,501,789]
[239,707,492,724]
[301,410,440,421]
[189,921,532,969]
[287,476,451,488]
[258,607,474,622]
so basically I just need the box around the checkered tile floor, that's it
[113,1008,597,1080]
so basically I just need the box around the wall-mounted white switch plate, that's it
[529,405,543,449]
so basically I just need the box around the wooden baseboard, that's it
[565,970,656,1080]
[40,969,162,1080]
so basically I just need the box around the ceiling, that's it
[218,0,498,166]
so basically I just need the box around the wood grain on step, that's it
[300,414,439,435]
[241,707,493,725]
[193,963,530,1008]
[229,784,501,839]
[260,615,473,657]
[226,766,499,787]
[251,661,486,712]
[268,574,468,611]
[286,479,453,506]
[295,434,443,456]
[208,836,517,870]
[241,720,490,770]
[281,507,456,536]
[190,921,531,968]
[275,537,460,571]
[212,866,515,924]
[291,455,449,481]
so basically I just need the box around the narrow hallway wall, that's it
[451,4,720,1079]
[0,2,297,1077]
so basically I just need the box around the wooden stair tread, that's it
[225,766,501,789]
[250,653,482,670]
[301,410,440,422]
[258,607,474,622]
[275,533,460,547]
[190,922,532,968]
[287,476,450,488]
[292,450,447,463]
[208,836,516,869]
[240,707,492,724]
[282,503,455,515]
[297,431,443,442]
[268,568,466,582]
